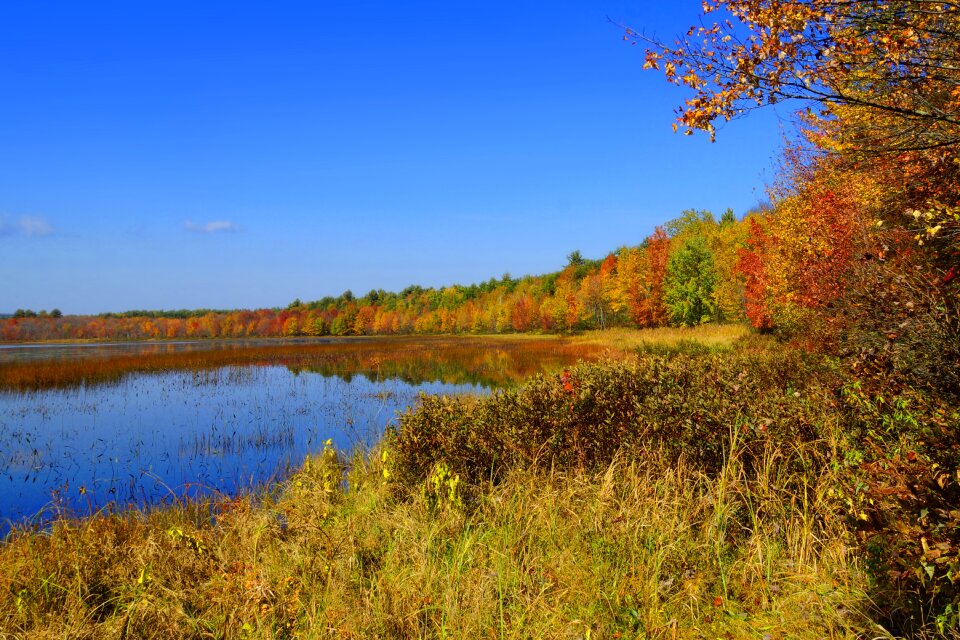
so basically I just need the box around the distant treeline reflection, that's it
[0,337,608,392]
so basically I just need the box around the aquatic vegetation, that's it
[0,336,601,532]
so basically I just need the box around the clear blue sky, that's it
[0,1,789,314]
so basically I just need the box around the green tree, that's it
[720,208,736,227]
[663,236,718,326]
[330,315,351,336]
[310,316,329,336]
[664,209,715,238]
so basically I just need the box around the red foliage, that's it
[737,217,774,331]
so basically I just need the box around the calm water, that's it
[0,340,487,530]
[0,337,351,364]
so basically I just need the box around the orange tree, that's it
[632,1,960,151]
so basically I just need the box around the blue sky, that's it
[0,1,790,314]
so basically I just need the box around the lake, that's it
[0,336,603,531]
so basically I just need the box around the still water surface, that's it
[0,340,486,530]
[0,338,598,531]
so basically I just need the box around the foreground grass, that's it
[0,440,874,639]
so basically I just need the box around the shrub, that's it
[391,350,839,488]
[838,383,960,635]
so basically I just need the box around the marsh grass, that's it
[0,435,877,639]
[572,324,752,353]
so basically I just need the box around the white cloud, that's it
[18,215,55,237]
[184,220,240,234]
[0,214,56,237]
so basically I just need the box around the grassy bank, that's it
[570,324,752,352]
[1,330,957,638]
[0,444,871,639]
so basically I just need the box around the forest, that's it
[5,166,957,399]
[2,2,959,636]
[2,206,748,341]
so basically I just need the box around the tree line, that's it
[1,207,753,343]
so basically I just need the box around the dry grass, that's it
[0,434,882,639]
[573,323,752,351]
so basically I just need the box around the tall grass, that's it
[573,323,752,352]
[0,436,875,639]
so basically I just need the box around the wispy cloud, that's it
[184,220,240,234]
[19,215,55,237]
[0,215,56,237]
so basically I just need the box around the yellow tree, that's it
[711,210,747,322]
[610,246,645,324]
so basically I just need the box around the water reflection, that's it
[0,337,350,364]
[0,336,604,391]
[0,337,604,532]
[0,365,477,532]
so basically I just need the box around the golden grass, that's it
[572,323,752,351]
[0,439,878,639]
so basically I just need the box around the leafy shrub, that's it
[837,256,960,399]
[391,345,960,634]
[391,350,839,488]
[838,383,960,635]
